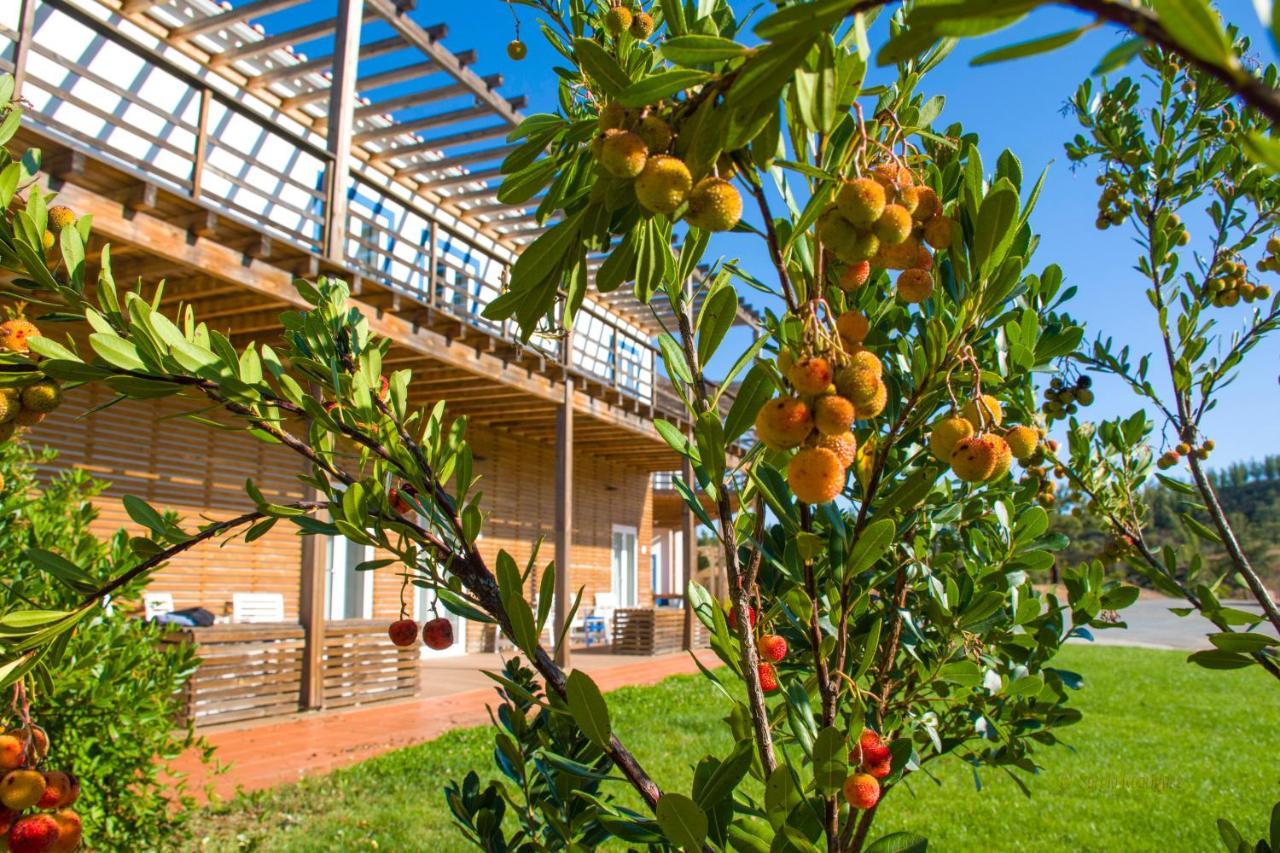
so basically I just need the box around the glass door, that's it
[611,525,638,607]
[325,536,372,620]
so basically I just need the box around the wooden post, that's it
[553,377,574,669]
[323,0,364,261]
[190,88,211,199]
[13,0,37,95]
[681,451,697,651]
[298,487,327,710]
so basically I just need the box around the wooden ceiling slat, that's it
[248,35,406,88]
[382,141,515,169]
[170,0,309,40]
[210,13,375,69]
[353,103,489,144]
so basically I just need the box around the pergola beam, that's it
[247,35,407,88]
[323,0,363,260]
[353,102,490,144]
[389,143,516,171]
[211,13,375,69]
[553,376,574,669]
[170,0,309,40]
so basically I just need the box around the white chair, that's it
[143,592,174,620]
[585,592,617,646]
[231,593,285,623]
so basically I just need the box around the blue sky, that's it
[255,1,1278,467]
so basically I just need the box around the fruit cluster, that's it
[1093,178,1133,230]
[819,163,953,304]
[0,313,64,444]
[842,728,891,810]
[1017,439,1063,507]
[929,396,1042,484]
[1156,438,1212,470]
[1040,374,1093,422]
[0,725,81,853]
[601,2,654,39]
[1204,255,1272,307]
[727,604,788,692]
[387,615,455,651]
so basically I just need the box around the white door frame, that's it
[611,524,639,607]
[326,536,374,620]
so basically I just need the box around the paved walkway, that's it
[1079,596,1276,650]
[175,648,719,801]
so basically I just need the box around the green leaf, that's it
[574,38,631,96]
[723,363,773,443]
[88,333,146,371]
[1092,37,1143,74]
[845,518,895,578]
[658,333,693,384]
[972,185,1019,275]
[1242,131,1280,172]
[619,70,713,107]
[497,157,558,205]
[726,38,811,111]
[1187,649,1255,670]
[863,832,929,853]
[661,35,749,66]
[811,726,847,793]
[970,26,1088,66]
[566,669,612,749]
[1150,0,1234,67]
[696,285,738,368]
[657,792,708,851]
[1208,632,1278,654]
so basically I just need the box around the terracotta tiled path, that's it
[174,648,719,801]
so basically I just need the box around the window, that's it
[611,525,638,607]
[325,536,372,620]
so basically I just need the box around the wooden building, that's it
[0,0,747,726]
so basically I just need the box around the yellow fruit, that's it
[950,435,999,482]
[849,349,883,378]
[961,394,1003,429]
[816,431,857,469]
[871,162,914,197]
[51,809,82,853]
[0,319,39,353]
[834,365,880,407]
[598,129,648,178]
[0,769,45,810]
[873,204,913,246]
[855,380,888,418]
[836,310,869,347]
[787,447,846,504]
[754,398,813,450]
[914,245,934,271]
[42,230,55,251]
[910,186,939,221]
[0,389,19,424]
[836,178,886,227]
[1004,425,1039,461]
[20,380,61,413]
[629,10,654,38]
[776,349,795,376]
[819,208,879,264]
[987,434,1013,480]
[599,101,628,131]
[685,178,742,231]
[788,356,834,395]
[923,216,953,250]
[637,114,673,151]
[896,268,933,303]
[871,236,921,271]
[634,155,692,214]
[813,395,855,436]
[929,416,974,461]
[839,261,871,290]
[605,5,633,35]
[47,206,76,232]
[507,39,528,61]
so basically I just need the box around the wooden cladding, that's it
[612,608,710,656]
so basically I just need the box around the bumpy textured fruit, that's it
[0,736,22,771]
[787,447,845,504]
[987,434,1013,480]
[836,178,886,227]
[836,310,869,346]
[41,231,55,251]
[759,634,788,663]
[872,235,921,270]
[866,758,892,779]
[0,390,16,425]
[872,162,913,194]
[813,395,855,436]
[604,5,633,34]
[858,728,891,765]
[728,604,757,631]
[47,206,76,232]
[50,810,81,853]
[599,101,627,130]
[915,244,934,271]
[506,39,527,61]
[757,662,779,692]
[634,155,692,214]
[873,204,913,246]
[685,178,742,231]
[849,349,883,377]
[1005,425,1039,461]
[929,416,974,461]
[923,216,953,250]
[961,394,1003,429]
[788,357,834,395]
[598,129,648,178]
[0,769,45,810]
[835,366,880,407]
[819,209,878,264]
[36,772,72,811]
[387,619,418,647]
[636,114,673,151]
[20,381,61,414]
[908,185,939,221]
[629,10,654,38]
[839,261,871,291]
[855,381,888,418]
[816,431,857,469]
[843,773,880,809]
[951,435,999,482]
[8,814,59,853]
[423,617,454,650]
[754,397,813,450]
[0,319,39,354]
[896,268,933,303]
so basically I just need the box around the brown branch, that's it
[748,181,801,314]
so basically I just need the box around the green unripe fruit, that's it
[599,101,627,131]
[506,39,527,61]
[818,208,878,264]
[873,204,913,246]
[684,178,742,232]
[20,380,62,413]
[598,129,648,178]
[634,154,692,214]
[0,389,18,424]
[835,178,886,227]
[636,114,673,152]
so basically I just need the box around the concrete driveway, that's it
[1078,596,1278,650]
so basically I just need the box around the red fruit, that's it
[49,810,80,853]
[858,728,891,765]
[757,662,779,692]
[56,774,78,809]
[389,487,411,515]
[842,772,880,809]
[378,375,390,401]
[423,617,454,650]
[387,619,418,647]
[759,634,788,663]
[0,807,16,835]
[866,757,892,779]
[36,772,71,810]
[840,260,871,290]
[8,814,59,853]
[728,605,757,631]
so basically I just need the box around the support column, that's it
[298,484,327,710]
[553,377,574,668]
[323,0,363,260]
[13,0,37,94]
[681,452,697,651]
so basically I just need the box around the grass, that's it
[190,645,1280,851]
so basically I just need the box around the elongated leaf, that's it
[812,726,847,793]
[1208,631,1278,653]
[970,26,1087,66]
[656,793,708,850]
[661,35,749,66]
[566,669,612,748]
[696,285,738,368]
[1151,0,1233,66]
[619,70,713,107]
[723,362,773,442]
[845,518,895,578]
[573,38,631,96]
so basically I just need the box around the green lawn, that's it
[190,645,1280,851]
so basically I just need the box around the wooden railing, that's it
[1,0,666,410]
